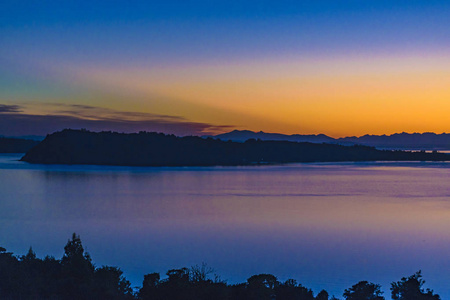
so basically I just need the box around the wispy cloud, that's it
[48,103,186,121]
[0,103,233,137]
[0,104,23,113]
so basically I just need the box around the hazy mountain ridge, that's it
[21,129,450,166]
[211,130,450,150]
[338,132,450,149]
[210,130,335,143]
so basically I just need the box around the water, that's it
[1,154,449,298]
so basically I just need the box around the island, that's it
[21,129,450,166]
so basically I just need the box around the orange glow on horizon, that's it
[10,53,450,138]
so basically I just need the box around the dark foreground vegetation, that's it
[0,137,39,153]
[0,234,441,300]
[21,129,450,166]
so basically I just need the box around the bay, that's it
[0,154,449,298]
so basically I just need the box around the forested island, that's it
[0,137,39,153]
[21,129,450,166]
[0,234,441,300]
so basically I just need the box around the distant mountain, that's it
[0,137,40,153]
[211,130,335,143]
[22,129,450,166]
[210,130,450,150]
[337,132,450,150]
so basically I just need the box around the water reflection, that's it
[0,154,449,297]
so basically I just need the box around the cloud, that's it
[0,104,23,113]
[49,103,185,122]
[0,103,233,137]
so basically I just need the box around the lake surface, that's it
[1,154,449,298]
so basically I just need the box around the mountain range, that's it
[209,130,450,150]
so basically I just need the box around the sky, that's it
[1,0,450,137]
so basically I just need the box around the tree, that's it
[0,247,20,298]
[60,233,95,300]
[21,247,37,261]
[343,281,384,300]
[190,263,214,283]
[275,279,315,300]
[19,247,41,298]
[391,271,440,300]
[139,273,161,300]
[316,290,329,300]
[94,266,133,300]
[166,267,190,284]
[247,274,279,300]
[160,268,191,300]
[62,233,88,263]
[61,233,95,273]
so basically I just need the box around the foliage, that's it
[343,281,384,300]
[316,290,329,300]
[0,233,132,300]
[391,271,440,300]
[0,235,444,300]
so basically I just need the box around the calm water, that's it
[1,154,449,298]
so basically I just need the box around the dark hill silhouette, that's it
[337,132,450,150]
[0,137,40,153]
[211,130,335,143]
[21,129,450,166]
[210,130,450,150]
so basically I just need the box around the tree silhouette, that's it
[0,236,447,300]
[139,273,161,300]
[275,279,315,300]
[22,247,37,261]
[247,274,278,300]
[60,233,95,299]
[190,263,214,283]
[391,271,440,300]
[0,247,20,298]
[316,290,329,300]
[94,266,134,300]
[343,281,384,300]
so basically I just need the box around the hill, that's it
[21,129,450,166]
[338,132,450,150]
[0,137,40,153]
[212,130,335,143]
[211,130,450,150]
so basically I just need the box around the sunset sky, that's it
[1,0,450,137]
